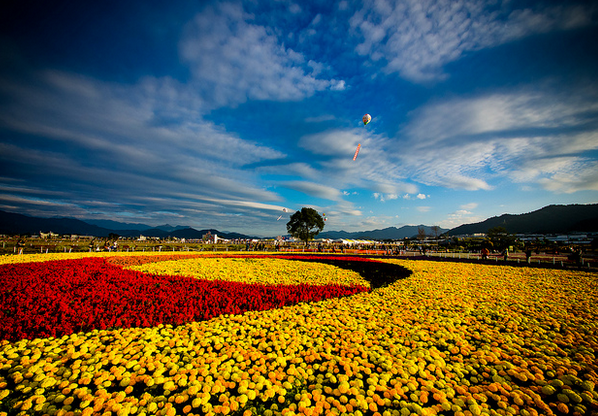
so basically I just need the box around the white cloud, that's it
[535,160,598,193]
[404,91,598,145]
[395,86,598,192]
[282,181,343,201]
[374,193,399,202]
[282,84,598,198]
[330,80,346,91]
[300,129,366,156]
[351,0,594,82]
[439,208,485,229]
[298,128,418,194]
[177,195,289,212]
[460,202,478,210]
[0,66,298,235]
[0,71,286,169]
[257,162,320,180]
[179,2,344,107]
[417,206,431,213]
[333,201,362,216]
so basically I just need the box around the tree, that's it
[286,207,325,244]
[431,226,441,242]
[486,226,516,250]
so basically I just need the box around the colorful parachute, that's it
[322,213,327,222]
[362,114,371,125]
[353,143,361,161]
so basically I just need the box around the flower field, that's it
[0,256,370,341]
[0,253,597,416]
[124,256,370,287]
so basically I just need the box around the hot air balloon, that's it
[362,114,371,125]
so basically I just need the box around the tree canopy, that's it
[486,226,517,250]
[286,207,325,244]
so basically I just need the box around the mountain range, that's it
[0,210,253,240]
[0,203,597,240]
[317,225,446,240]
[449,204,598,235]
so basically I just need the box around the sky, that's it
[1,0,597,237]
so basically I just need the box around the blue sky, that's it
[1,0,597,237]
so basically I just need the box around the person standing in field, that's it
[481,247,489,260]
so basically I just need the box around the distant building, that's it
[39,231,59,239]
[202,231,218,243]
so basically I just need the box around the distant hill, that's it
[83,219,154,231]
[0,210,115,236]
[449,204,598,235]
[3,203,597,240]
[0,210,255,240]
[318,225,448,240]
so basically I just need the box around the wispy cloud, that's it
[299,129,365,156]
[179,2,344,107]
[0,68,294,233]
[440,208,484,229]
[535,159,598,193]
[298,128,418,193]
[0,0,596,235]
[373,192,399,202]
[460,202,478,210]
[282,181,343,201]
[395,84,598,192]
[257,163,320,180]
[351,0,595,82]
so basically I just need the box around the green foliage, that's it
[286,207,325,244]
[487,226,517,250]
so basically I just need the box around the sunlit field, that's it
[1,252,597,416]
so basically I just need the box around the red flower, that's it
[0,256,373,341]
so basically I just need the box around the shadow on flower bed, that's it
[271,255,412,289]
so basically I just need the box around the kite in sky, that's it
[353,114,370,160]
[277,208,289,220]
[353,143,361,161]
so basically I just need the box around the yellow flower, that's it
[2,255,597,416]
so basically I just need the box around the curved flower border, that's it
[0,255,407,342]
